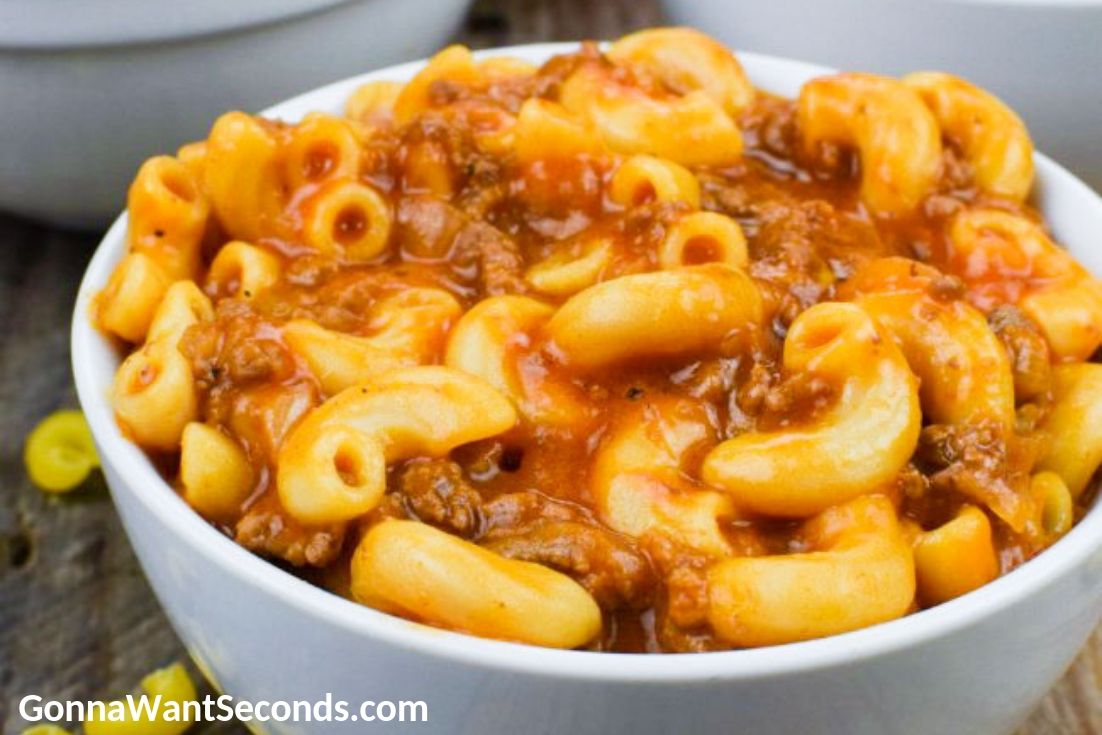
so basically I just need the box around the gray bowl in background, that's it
[0,0,471,227]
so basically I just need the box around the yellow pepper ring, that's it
[24,410,99,493]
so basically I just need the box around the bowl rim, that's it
[73,41,1102,683]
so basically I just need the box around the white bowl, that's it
[0,0,470,228]
[661,0,1102,192]
[72,44,1102,735]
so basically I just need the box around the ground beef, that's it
[218,382,318,463]
[480,490,579,532]
[395,196,527,296]
[451,220,528,296]
[396,459,485,538]
[182,300,297,390]
[752,200,885,285]
[235,493,345,567]
[641,535,724,653]
[393,458,656,610]
[485,521,655,610]
[988,305,1052,402]
[915,421,1030,529]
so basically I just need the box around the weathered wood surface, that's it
[0,0,1098,733]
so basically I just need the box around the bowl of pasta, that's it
[72,29,1102,735]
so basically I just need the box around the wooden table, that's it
[0,1,1098,732]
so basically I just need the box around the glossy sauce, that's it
[173,46,1088,652]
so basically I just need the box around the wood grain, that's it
[0,1,1098,733]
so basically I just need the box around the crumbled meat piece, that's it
[283,254,341,288]
[669,358,740,404]
[485,521,655,610]
[640,535,724,653]
[235,493,345,567]
[751,98,801,163]
[915,421,1032,530]
[935,146,976,194]
[395,195,468,258]
[481,490,580,532]
[394,195,527,296]
[182,300,298,389]
[728,360,776,437]
[752,200,885,287]
[451,220,528,296]
[730,363,837,435]
[917,424,965,469]
[654,618,726,654]
[221,382,319,461]
[988,305,1052,402]
[455,155,507,219]
[182,299,321,460]
[895,464,932,503]
[759,372,836,425]
[664,564,710,629]
[923,193,967,221]
[396,459,485,538]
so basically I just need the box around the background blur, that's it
[1,1,1099,733]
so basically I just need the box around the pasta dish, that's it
[94,29,1102,652]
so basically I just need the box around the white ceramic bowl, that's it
[0,0,470,228]
[72,44,1102,735]
[661,0,1102,192]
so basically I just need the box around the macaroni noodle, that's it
[97,30,1097,652]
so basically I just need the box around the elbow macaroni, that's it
[126,156,209,281]
[301,180,392,262]
[948,209,1102,361]
[24,410,99,493]
[511,98,607,164]
[147,281,214,345]
[98,29,1097,653]
[277,367,516,524]
[202,111,285,243]
[1038,363,1102,498]
[113,329,199,451]
[840,257,1015,431]
[345,80,403,127]
[659,211,748,270]
[393,45,480,125]
[591,397,734,557]
[111,279,210,450]
[703,302,921,517]
[351,520,601,648]
[524,238,614,297]
[607,27,754,117]
[798,73,942,215]
[904,71,1033,201]
[547,264,762,369]
[286,288,460,396]
[84,663,197,735]
[1030,471,1074,540]
[609,155,701,208]
[180,422,253,522]
[445,295,591,426]
[913,505,999,605]
[283,112,363,190]
[559,64,743,167]
[708,495,915,646]
[205,241,282,301]
[97,252,171,343]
